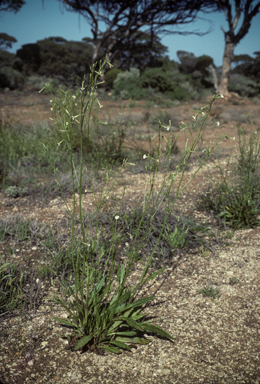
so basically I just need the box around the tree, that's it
[52,0,217,67]
[84,31,168,71]
[0,0,25,13]
[0,32,17,50]
[214,0,260,98]
[16,37,93,81]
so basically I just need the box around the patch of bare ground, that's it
[0,92,260,383]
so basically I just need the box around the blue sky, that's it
[1,0,260,67]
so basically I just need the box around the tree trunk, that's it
[217,32,236,98]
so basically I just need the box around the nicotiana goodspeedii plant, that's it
[41,57,229,354]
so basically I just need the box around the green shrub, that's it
[140,66,190,101]
[229,73,260,97]
[5,186,28,198]
[104,68,124,89]
[112,68,147,100]
[0,66,24,89]
[24,75,62,92]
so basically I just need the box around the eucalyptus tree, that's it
[214,0,260,98]
[52,0,217,66]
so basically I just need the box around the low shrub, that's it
[0,66,25,90]
[112,68,147,100]
[104,68,124,89]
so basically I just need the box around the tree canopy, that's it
[0,32,17,50]
[52,0,218,65]
[0,0,25,13]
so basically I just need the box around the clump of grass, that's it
[197,281,221,301]
[42,57,227,354]
[0,215,45,243]
[0,256,23,314]
[197,124,260,229]
[5,186,28,198]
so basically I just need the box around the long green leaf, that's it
[140,323,174,340]
[109,340,131,351]
[118,295,155,313]
[99,345,120,354]
[94,275,106,294]
[142,267,167,285]
[107,320,123,333]
[94,305,101,329]
[130,337,151,345]
[122,317,145,332]
[117,263,125,285]
[110,288,131,307]
[53,317,76,328]
[114,331,137,337]
[120,336,151,345]
[74,334,93,350]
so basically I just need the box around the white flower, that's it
[66,122,68,126]
[143,154,147,159]
[192,115,196,120]
[50,100,53,103]
[115,215,119,220]
[166,126,170,131]
[216,121,220,126]
[201,112,205,116]
[220,94,224,98]
[72,95,76,99]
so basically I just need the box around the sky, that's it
[1,0,260,67]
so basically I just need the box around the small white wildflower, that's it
[216,121,220,126]
[255,131,257,134]
[143,154,147,159]
[81,86,85,91]
[166,126,170,131]
[181,121,185,124]
[201,112,205,116]
[36,278,40,285]
[97,99,103,108]
[192,115,196,120]
[85,189,87,193]
[115,215,119,220]
[233,137,235,140]
[50,107,53,111]
[72,95,76,99]
[220,94,224,98]
[50,100,53,103]
[66,122,68,126]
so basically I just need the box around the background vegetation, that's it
[1,33,259,100]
